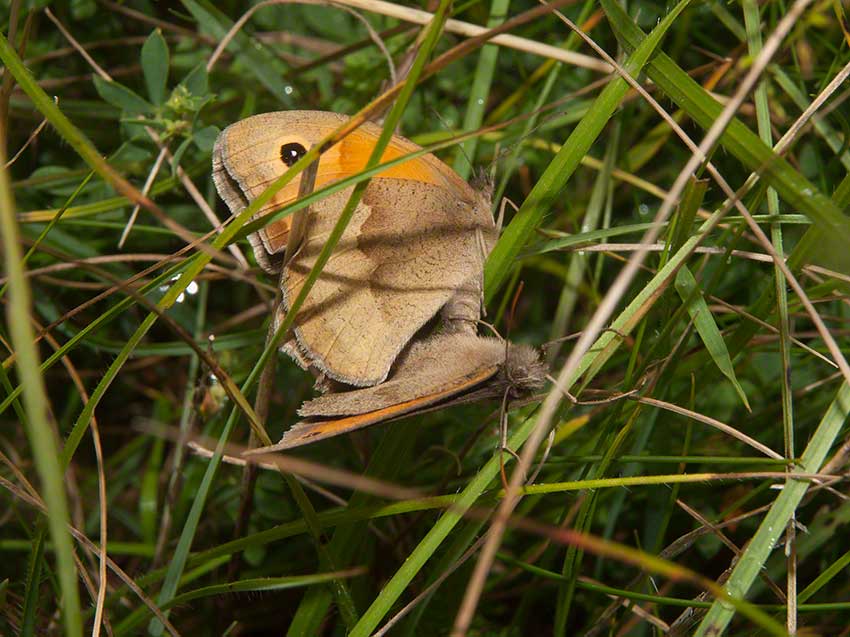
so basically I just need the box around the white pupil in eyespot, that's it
[281,143,306,166]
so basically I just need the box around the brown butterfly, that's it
[213,111,545,448]
[213,110,496,387]
[257,332,546,451]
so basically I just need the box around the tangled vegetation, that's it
[2,0,850,635]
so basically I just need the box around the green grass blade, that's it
[285,429,416,636]
[171,570,365,605]
[147,412,237,635]
[20,526,46,637]
[348,411,540,637]
[17,165,200,223]
[601,0,850,274]
[549,126,618,356]
[675,267,750,410]
[452,0,509,181]
[0,140,82,637]
[483,0,692,302]
[695,382,850,635]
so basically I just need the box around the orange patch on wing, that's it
[279,366,499,449]
[338,130,457,188]
[254,129,466,256]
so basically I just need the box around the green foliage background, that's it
[1,0,849,635]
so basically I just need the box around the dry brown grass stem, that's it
[453,0,824,632]
[334,0,612,72]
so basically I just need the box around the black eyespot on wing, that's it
[280,142,307,167]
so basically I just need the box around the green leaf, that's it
[71,0,95,19]
[181,63,208,96]
[93,76,153,115]
[192,125,219,152]
[181,0,293,106]
[675,267,750,410]
[141,29,169,105]
[665,176,708,264]
[170,136,193,176]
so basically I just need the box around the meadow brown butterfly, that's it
[213,111,497,387]
[252,332,547,451]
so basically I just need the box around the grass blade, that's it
[483,0,691,302]
[451,0,510,181]
[675,267,750,410]
[0,136,82,637]
[695,382,850,635]
[601,0,850,274]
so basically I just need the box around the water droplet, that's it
[638,204,650,216]
[160,273,181,296]
[477,98,484,105]
[284,85,294,95]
